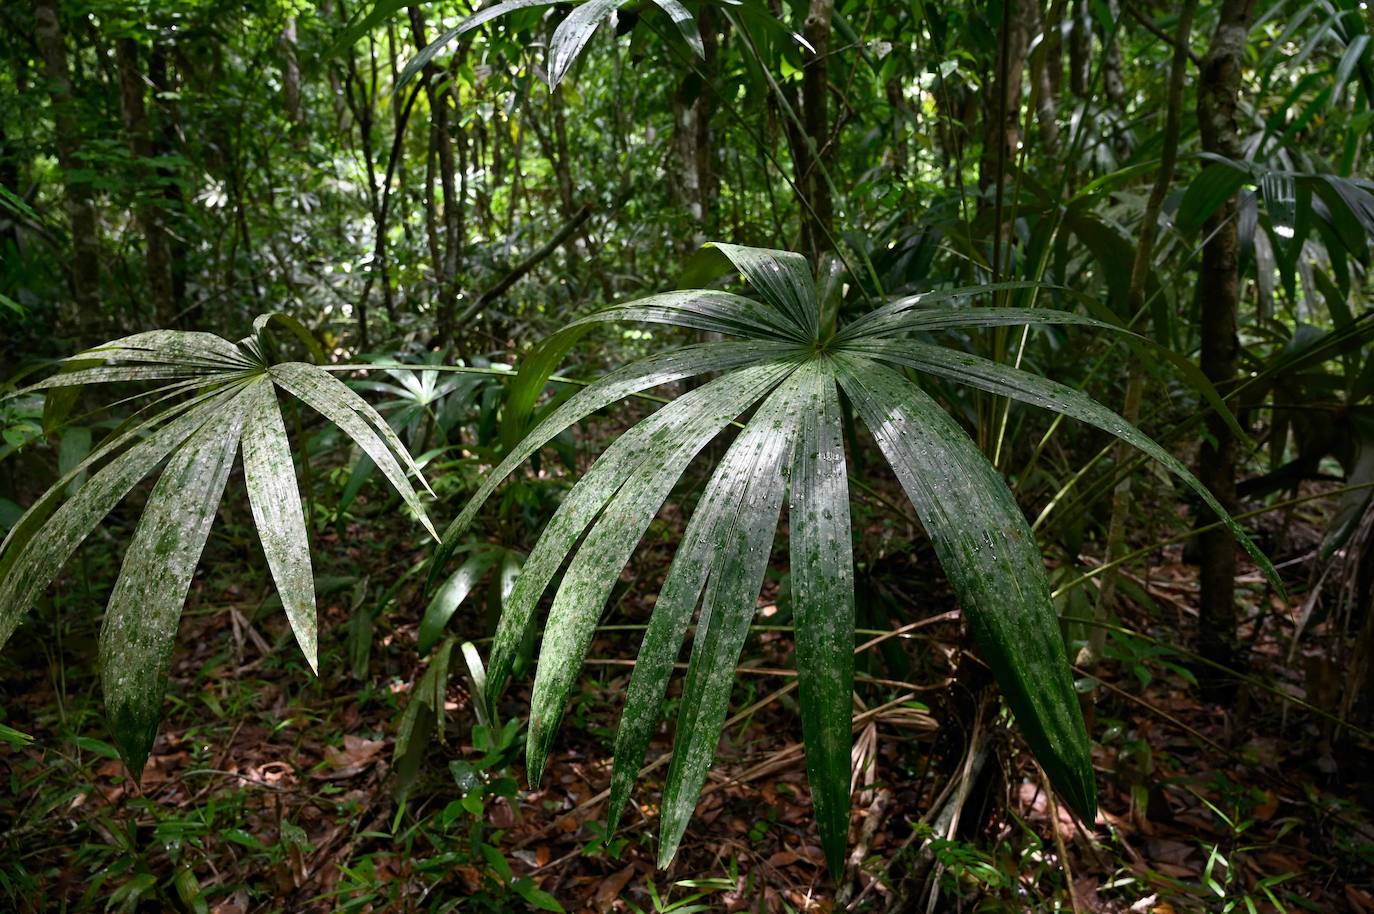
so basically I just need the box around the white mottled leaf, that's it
[100,385,252,775]
[242,379,317,672]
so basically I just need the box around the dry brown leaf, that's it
[317,735,385,779]
[592,864,636,913]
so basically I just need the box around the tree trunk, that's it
[33,0,100,314]
[407,7,465,348]
[1196,0,1256,689]
[978,0,1031,197]
[116,36,175,326]
[672,11,717,250]
[978,0,1032,285]
[0,122,20,255]
[798,0,834,262]
[1086,0,1199,683]
[1069,0,1091,98]
[1034,0,1064,153]
[1102,0,1125,108]
[281,17,304,129]
[148,47,189,322]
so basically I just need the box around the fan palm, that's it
[435,242,1278,872]
[0,316,438,775]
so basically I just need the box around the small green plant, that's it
[0,317,438,774]
[435,242,1280,872]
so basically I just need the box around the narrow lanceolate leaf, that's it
[242,380,318,672]
[100,386,252,776]
[251,312,325,365]
[77,330,255,370]
[841,302,1253,456]
[0,387,232,580]
[656,366,809,867]
[397,0,555,87]
[0,389,242,651]
[707,243,819,340]
[435,342,791,579]
[835,281,1053,341]
[850,338,1283,592]
[787,366,854,874]
[13,364,234,396]
[274,362,433,495]
[461,640,491,727]
[418,550,502,655]
[486,361,794,699]
[604,363,802,833]
[547,0,623,88]
[270,363,438,540]
[524,359,801,784]
[649,0,703,57]
[568,291,811,343]
[836,355,1096,820]
[842,304,1116,341]
[493,298,796,451]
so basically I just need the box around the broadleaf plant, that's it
[436,242,1281,873]
[0,317,437,776]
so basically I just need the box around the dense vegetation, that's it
[1,0,1373,911]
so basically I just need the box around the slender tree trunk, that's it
[1101,0,1126,108]
[282,18,303,128]
[33,0,100,313]
[1035,0,1064,153]
[116,37,175,326]
[148,47,188,321]
[343,37,395,337]
[550,86,576,220]
[885,78,909,181]
[407,7,465,348]
[798,0,834,261]
[424,125,442,289]
[1196,0,1257,688]
[978,0,1032,290]
[672,11,717,249]
[978,0,1031,198]
[0,122,21,254]
[1069,0,1092,98]
[1086,0,1200,681]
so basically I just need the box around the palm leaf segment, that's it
[0,317,437,775]
[441,243,1280,873]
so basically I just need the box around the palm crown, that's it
[436,242,1277,872]
[0,316,438,776]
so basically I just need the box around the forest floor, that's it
[2,479,1372,914]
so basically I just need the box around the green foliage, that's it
[439,242,1277,872]
[0,319,437,774]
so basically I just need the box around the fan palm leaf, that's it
[439,242,1280,873]
[0,319,437,775]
